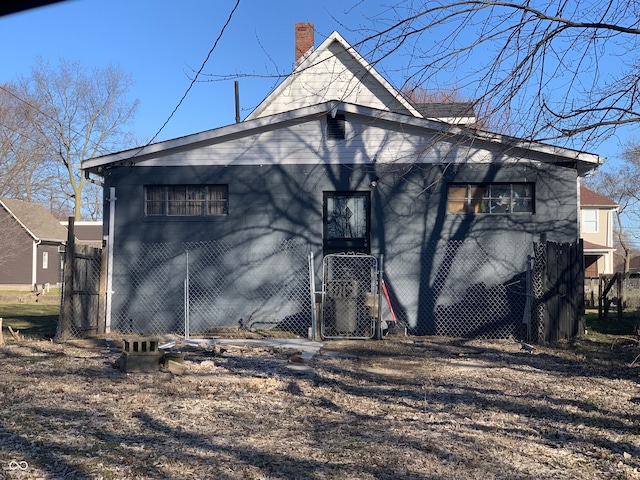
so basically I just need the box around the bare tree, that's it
[16,58,139,219]
[584,162,640,273]
[0,83,50,202]
[357,0,640,148]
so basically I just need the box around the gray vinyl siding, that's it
[0,225,33,285]
[36,243,63,287]
[104,157,577,334]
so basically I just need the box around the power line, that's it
[142,0,242,149]
[0,0,242,165]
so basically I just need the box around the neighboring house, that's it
[617,256,640,275]
[580,185,618,277]
[60,220,103,247]
[82,24,603,337]
[0,197,68,289]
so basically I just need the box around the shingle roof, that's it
[414,102,476,119]
[0,197,68,242]
[580,185,618,207]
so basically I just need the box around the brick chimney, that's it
[295,22,314,63]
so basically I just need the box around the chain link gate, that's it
[321,253,380,339]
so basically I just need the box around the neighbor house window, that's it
[582,208,598,233]
[145,185,228,216]
[447,183,534,214]
[42,251,48,269]
[327,114,346,140]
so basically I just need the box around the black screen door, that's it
[323,192,370,255]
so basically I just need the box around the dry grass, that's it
[1,335,640,479]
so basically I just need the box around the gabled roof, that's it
[0,197,68,242]
[580,185,618,208]
[245,31,422,121]
[82,100,603,175]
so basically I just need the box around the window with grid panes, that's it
[447,183,534,214]
[145,185,228,216]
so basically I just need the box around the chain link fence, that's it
[383,239,532,339]
[532,241,546,343]
[65,235,563,342]
[111,239,312,337]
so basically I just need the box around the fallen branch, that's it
[611,336,640,350]
[8,325,21,342]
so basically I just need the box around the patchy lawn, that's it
[0,303,59,339]
[1,333,640,479]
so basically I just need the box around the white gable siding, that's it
[129,114,534,169]
[254,41,414,119]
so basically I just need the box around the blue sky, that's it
[0,0,633,166]
[0,0,383,144]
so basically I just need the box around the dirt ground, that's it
[1,333,640,480]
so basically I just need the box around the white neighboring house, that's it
[580,185,618,277]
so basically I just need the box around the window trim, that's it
[447,182,535,215]
[582,208,598,233]
[145,185,228,217]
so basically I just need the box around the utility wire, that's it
[142,0,242,149]
[0,0,242,164]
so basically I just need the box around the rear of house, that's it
[82,26,602,339]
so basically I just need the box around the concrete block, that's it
[166,359,187,375]
[119,336,162,373]
[122,337,161,356]
[118,352,161,373]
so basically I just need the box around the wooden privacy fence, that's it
[58,218,106,339]
[533,238,585,343]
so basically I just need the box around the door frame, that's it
[322,191,371,256]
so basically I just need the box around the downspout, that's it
[105,186,116,332]
[32,239,41,289]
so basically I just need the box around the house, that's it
[580,185,618,277]
[60,220,103,248]
[0,197,68,289]
[82,24,603,338]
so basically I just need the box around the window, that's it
[145,185,228,216]
[447,183,534,214]
[582,208,598,233]
[323,192,370,255]
[42,251,48,269]
[327,114,345,140]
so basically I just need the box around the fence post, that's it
[575,240,585,336]
[59,216,75,339]
[523,255,533,342]
[308,252,319,341]
[375,254,384,340]
[184,249,190,340]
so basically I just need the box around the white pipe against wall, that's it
[105,187,116,333]
[32,240,41,288]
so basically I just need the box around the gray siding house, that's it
[0,197,67,288]
[82,26,602,338]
